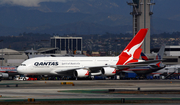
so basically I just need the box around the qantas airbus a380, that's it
[17,29,151,78]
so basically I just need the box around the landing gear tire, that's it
[23,78,26,81]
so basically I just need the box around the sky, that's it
[0,0,180,34]
[0,0,67,7]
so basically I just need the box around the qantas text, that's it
[34,62,58,66]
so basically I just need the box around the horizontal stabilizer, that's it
[149,65,159,68]
[127,59,164,65]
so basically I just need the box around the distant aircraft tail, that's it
[155,44,165,60]
[140,44,165,61]
[116,28,148,65]
[141,44,165,68]
[141,52,149,60]
[153,44,166,68]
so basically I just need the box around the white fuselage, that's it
[17,56,120,75]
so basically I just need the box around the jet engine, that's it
[101,67,116,76]
[0,73,9,78]
[74,69,89,78]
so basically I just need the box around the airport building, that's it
[0,48,28,66]
[149,45,180,65]
[50,36,82,54]
[151,45,180,57]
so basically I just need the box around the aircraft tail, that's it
[140,44,165,61]
[116,28,148,65]
[154,44,166,68]
[140,44,165,68]
[155,44,165,60]
[141,52,149,60]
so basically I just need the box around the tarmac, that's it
[0,80,180,104]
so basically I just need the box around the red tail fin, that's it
[116,28,148,65]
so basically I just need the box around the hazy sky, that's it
[0,0,67,7]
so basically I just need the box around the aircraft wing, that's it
[52,66,108,76]
[115,64,148,70]
[51,64,148,76]
[127,60,163,65]
[52,68,77,76]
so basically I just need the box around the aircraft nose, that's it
[17,66,24,74]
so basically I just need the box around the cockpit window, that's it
[20,64,26,66]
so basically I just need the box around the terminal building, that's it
[149,45,180,65]
[0,48,28,66]
[50,36,82,54]
[151,45,180,57]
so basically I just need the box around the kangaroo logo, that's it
[116,28,148,66]
[123,40,144,65]
[123,49,132,56]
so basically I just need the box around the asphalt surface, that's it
[0,80,180,104]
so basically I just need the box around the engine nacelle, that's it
[0,73,9,78]
[74,69,89,78]
[101,67,116,76]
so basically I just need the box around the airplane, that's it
[17,28,154,79]
[0,66,18,80]
[120,44,166,78]
[151,64,180,79]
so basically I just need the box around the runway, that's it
[0,80,180,104]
